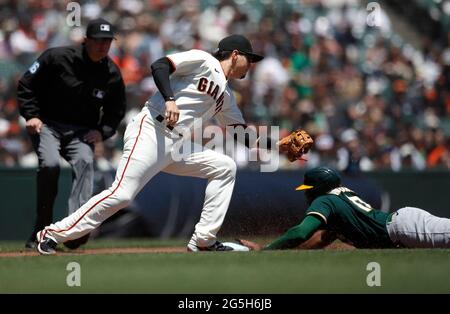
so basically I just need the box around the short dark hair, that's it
[212,49,233,61]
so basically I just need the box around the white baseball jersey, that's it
[39,48,249,251]
[146,49,246,129]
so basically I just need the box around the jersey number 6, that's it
[347,195,374,213]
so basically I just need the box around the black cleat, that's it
[25,231,39,249]
[36,231,58,255]
[63,233,90,250]
[25,239,37,250]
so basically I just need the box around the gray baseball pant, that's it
[29,123,94,236]
[387,207,450,248]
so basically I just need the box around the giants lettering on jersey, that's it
[197,77,225,114]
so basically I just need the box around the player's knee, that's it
[72,157,94,172]
[75,154,94,164]
[114,192,133,208]
[218,155,237,178]
[118,195,132,208]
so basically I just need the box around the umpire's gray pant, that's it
[387,207,450,248]
[30,123,94,235]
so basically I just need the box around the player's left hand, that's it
[84,130,103,144]
[236,239,262,251]
[277,129,313,162]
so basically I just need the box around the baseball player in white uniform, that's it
[36,34,265,254]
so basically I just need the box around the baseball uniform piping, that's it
[41,114,147,241]
[307,212,328,224]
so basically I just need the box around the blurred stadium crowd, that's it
[0,0,449,172]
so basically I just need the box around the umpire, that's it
[17,18,126,249]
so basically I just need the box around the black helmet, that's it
[296,167,341,196]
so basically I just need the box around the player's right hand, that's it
[165,100,179,127]
[26,117,43,134]
[236,239,262,251]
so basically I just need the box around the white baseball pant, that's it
[40,106,237,248]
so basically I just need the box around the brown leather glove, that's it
[277,129,314,162]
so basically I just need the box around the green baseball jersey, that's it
[306,187,395,248]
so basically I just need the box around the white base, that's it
[222,242,250,252]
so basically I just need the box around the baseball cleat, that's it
[36,231,58,255]
[25,231,39,249]
[25,239,37,250]
[63,233,91,250]
[187,241,234,252]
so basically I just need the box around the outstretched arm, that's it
[239,215,333,251]
[264,215,324,250]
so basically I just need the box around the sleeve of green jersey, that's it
[305,196,333,224]
[263,215,323,250]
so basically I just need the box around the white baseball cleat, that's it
[187,240,249,252]
[220,242,250,251]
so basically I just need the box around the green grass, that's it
[1,239,449,293]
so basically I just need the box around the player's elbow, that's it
[151,57,173,73]
[298,230,335,249]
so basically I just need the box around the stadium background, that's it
[0,0,449,240]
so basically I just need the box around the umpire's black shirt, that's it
[17,44,126,139]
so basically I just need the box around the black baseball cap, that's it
[86,18,115,39]
[218,34,264,63]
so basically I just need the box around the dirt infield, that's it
[0,246,188,257]
[0,241,355,257]
[324,242,355,250]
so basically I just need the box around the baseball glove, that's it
[277,129,314,162]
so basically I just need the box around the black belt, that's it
[155,114,174,131]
